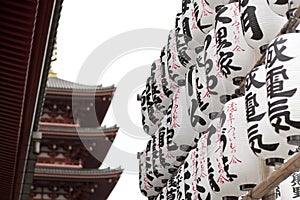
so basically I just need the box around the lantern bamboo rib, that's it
[242,152,300,200]
[240,6,300,92]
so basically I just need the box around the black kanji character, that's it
[219,51,242,78]
[216,27,232,53]
[222,156,238,181]
[245,66,265,91]
[245,92,266,122]
[215,6,232,25]
[266,65,297,98]
[241,6,263,40]
[207,158,221,192]
[269,99,300,133]
[247,124,279,155]
[266,37,293,69]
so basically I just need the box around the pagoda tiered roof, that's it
[34,167,122,179]
[39,125,118,135]
[41,77,115,127]
[46,77,115,95]
[37,125,119,169]
[31,167,122,200]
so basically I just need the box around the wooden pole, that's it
[260,160,276,200]
[242,152,300,200]
[262,191,276,200]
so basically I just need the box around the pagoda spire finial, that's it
[48,68,57,77]
[49,38,58,78]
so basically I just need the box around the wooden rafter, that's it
[243,152,300,200]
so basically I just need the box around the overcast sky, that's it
[52,0,180,199]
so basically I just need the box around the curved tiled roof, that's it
[47,77,115,91]
[39,125,119,133]
[35,167,123,176]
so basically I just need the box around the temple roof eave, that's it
[46,77,116,96]
[34,167,123,180]
[39,125,119,138]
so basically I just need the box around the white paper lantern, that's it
[150,132,170,194]
[177,166,186,200]
[196,133,222,199]
[166,29,187,85]
[205,0,231,11]
[240,0,287,50]
[181,0,215,46]
[166,166,186,200]
[140,78,165,136]
[220,97,262,195]
[152,97,178,182]
[167,29,199,86]
[177,31,200,69]
[153,114,184,188]
[169,86,199,146]
[141,89,159,135]
[151,86,199,187]
[175,12,183,33]
[159,46,178,98]
[195,48,215,128]
[207,97,262,199]
[206,116,236,198]
[279,172,300,199]
[186,63,212,133]
[155,186,167,200]
[245,64,298,166]
[153,125,183,181]
[201,28,226,118]
[181,0,195,41]
[215,2,255,102]
[207,116,244,199]
[139,141,160,197]
[183,147,201,199]
[153,114,174,182]
[194,0,216,38]
[266,33,300,146]
[150,59,172,113]
[146,78,165,125]
[150,135,167,196]
[267,0,300,16]
[154,105,179,178]
[139,150,149,197]
[165,86,198,155]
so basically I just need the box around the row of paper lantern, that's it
[179,0,300,49]
[151,52,300,198]
[190,0,300,16]
[141,0,300,138]
[153,133,300,199]
[139,0,300,199]
[139,50,200,197]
